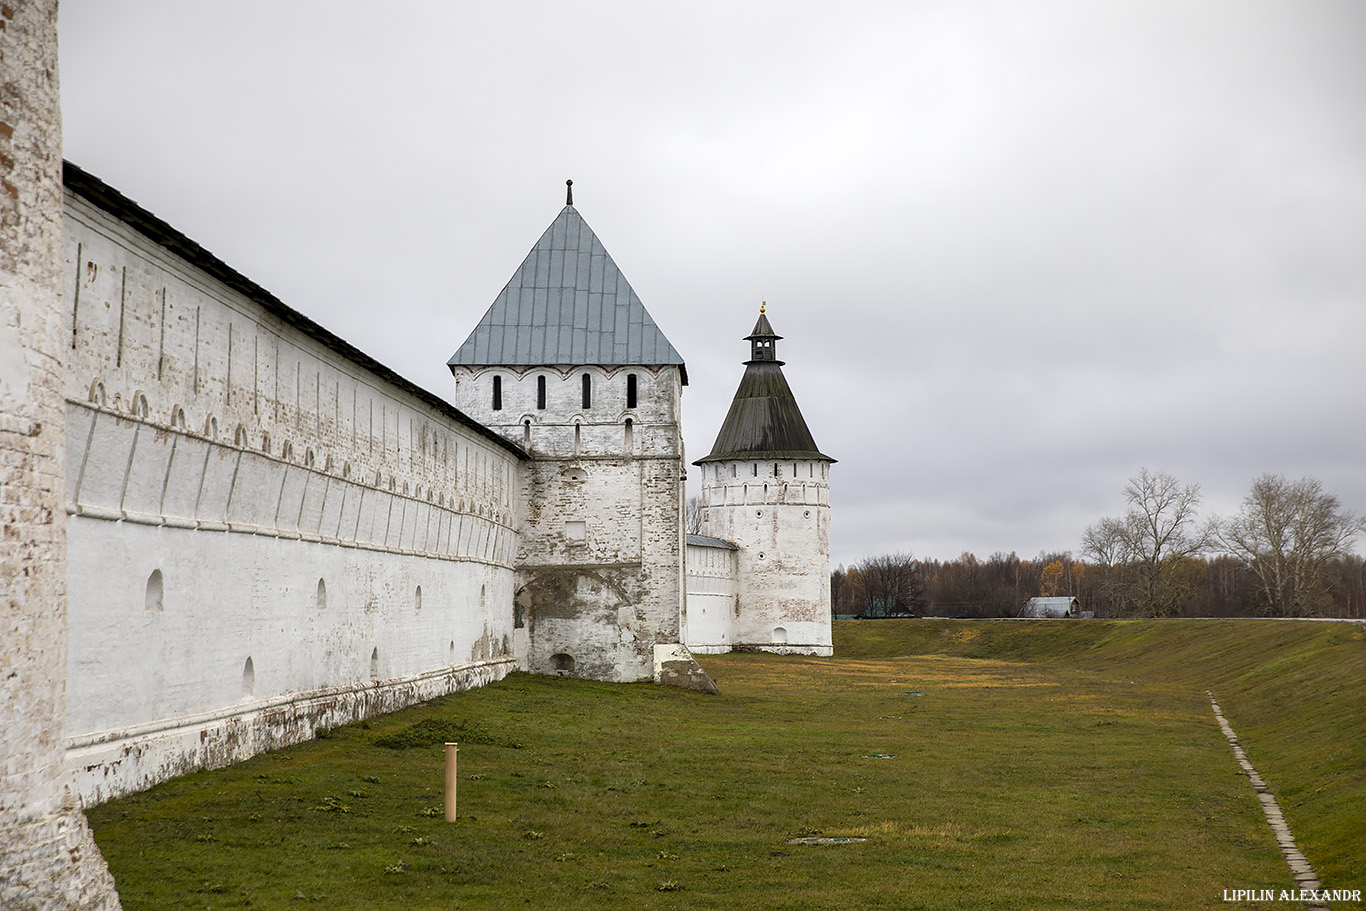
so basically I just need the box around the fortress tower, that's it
[694,306,835,656]
[448,185,689,682]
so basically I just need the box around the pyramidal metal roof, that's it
[448,204,686,383]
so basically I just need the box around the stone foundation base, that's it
[66,658,516,806]
[0,807,122,911]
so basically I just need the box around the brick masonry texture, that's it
[0,1,121,907]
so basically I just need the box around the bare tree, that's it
[1219,474,1365,617]
[1081,468,1214,617]
[685,494,704,536]
[853,552,926,616]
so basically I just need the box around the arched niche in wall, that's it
[550,653,575,676]
[316,578,327,610]
[242,657,255,699]
[145,569,164,614]
[370,647,379,680]
[772,627,788,645]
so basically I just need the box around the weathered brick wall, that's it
[699,459,833,655]
[58,182,524,804]
[453,365,686,681]
[0,1,122,906]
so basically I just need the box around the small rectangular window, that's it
[492,376,502,411]
[537,375,546,409]
[626,373,637,409]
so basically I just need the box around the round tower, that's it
[694,306,834,656]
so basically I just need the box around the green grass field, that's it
[86,619,1365,910]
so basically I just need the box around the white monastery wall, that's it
[452,365,685,681]
[0,2,122,906]
[698,458,832,655]
[59,188,524,804]
[684,541,738,654]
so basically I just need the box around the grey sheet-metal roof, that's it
[686,534,738,550]
[448,205,686,383]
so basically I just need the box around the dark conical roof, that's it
[746,310,780,341]
[695,311,833,464]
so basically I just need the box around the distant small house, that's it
[1023,596,1081,618]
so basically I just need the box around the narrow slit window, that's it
[581,373,592,409]
[626,373,637,409]
[492,376,502,411]
[537,375,546,410]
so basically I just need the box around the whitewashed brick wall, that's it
[698,458,833,655]
[57,183,525,804]
[452,365,686,680]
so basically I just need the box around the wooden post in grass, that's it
[445,743,459,822]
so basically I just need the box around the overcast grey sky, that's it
[59,1,1366,568]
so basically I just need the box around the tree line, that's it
[833,471,1366,619]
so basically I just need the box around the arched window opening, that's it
[537,375,547,410]
[414,585,423,612]
[624,418,633,450]
[242,657,255,699]
[89,379,106,405]
[480,584,487,609]
[752,463,758,477]
[774,463,779,477]
[205,415,218,437]
[304,448,315,468]
[370,647,380,680]
[133,392,149,419]
[492,375,502,411]
[581,373,592,409]
[731,463,737,478]
[626,373,637,409]
[171,405,187,430]
[449,641,455,665]
[282,440,294,461]
[235,424,249,447]
[524,420,531,447]
[261,432,271,454]
[316,578,327,610]
[145,569,164,614]
[574,422,581,453]
[550,653,575,676]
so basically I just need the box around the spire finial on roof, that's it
[565,179,574,206]
[760,300,766,315]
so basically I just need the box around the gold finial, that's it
[760,300,766,315]
[565,179,573,206]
